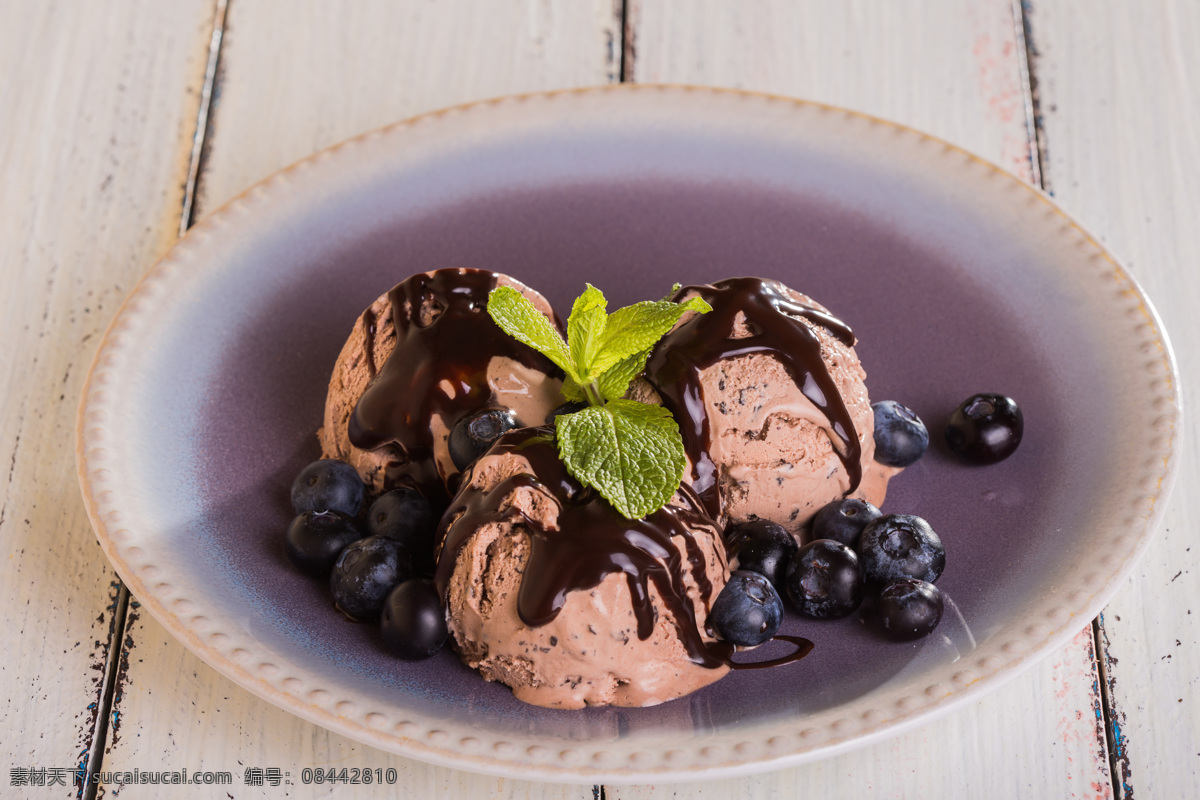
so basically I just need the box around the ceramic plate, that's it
[76,86,1181,782]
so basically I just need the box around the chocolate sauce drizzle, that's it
[434,428,729,669]
[644,277,862,518]
[348,269,559,504]
[727,634,814,671]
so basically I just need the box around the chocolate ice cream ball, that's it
[318,269,564,507]
[643,277,897,535]
[435,428,731,709]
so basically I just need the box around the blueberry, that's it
[785,540,865,619]
[284,510,364,577]
[945,393,1023,464]
[545,401,587,426]
[810,498,882,548]
[876,578,943,641]
[724,519,798,590]
[872,400,929,467]
[329,536,414,622]
[367,488,437,562]
[380,579,449,660]
[857,514,945,585]
[710,570,783,647]
[291,459,365,516]
[448,409,518,472]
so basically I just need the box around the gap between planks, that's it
[1016,1,1121,797]
[78,1,230,798]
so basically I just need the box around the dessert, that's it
[642,278,896,535]
[318,268,564,506]
[435,427,731,708]
[290,271,962,709]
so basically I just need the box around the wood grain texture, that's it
[613,1,1113,797]
[103,1,617,797]
[0,0,215,791]
[194,0,623,216]
[631,0,1038,181]
[1029,1,1200,797]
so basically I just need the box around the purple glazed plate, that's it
[76,86,1181,782]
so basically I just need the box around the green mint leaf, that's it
[586,296,712,379]
[487,286,579,383]
[595,349,651,402]
[567,284,608,374]
[560,374,587,403]
[556,399,686,519]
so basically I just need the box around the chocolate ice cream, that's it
[643,277,895,535]
[319,269,563,505]
[435,428,731,709]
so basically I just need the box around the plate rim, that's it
[75,83,1183,783]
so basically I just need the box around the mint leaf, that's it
[595,349,651,402]
[487,286,579,382]
[491,281,712,519]
[567,284,607,372]
[587,296,712,379]
[556,399,685,519]
[560,374,587,403]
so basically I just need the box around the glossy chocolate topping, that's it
[435,427,729,669]
[348,269,559,503]
[727,634,814,671]
[645,277,862,517]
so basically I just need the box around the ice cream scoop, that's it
[435,427,731,709]
[643,277,895,535]
[318,268,563,506]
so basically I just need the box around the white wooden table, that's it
[3,2,1197,797]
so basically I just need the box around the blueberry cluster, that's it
[716,500,945,644]
[282,408,526,660]
[284,459,447,660]
[710,399,939,646]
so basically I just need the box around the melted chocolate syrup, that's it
[434,428,728,669]
[644,277,862,517]
[348,269,559,504]
[726,634,814,671]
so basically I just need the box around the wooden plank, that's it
[611,1,1114,797]
[1027,1,1200,797]
[631,0,1039,182]
[194,0,624,216]
[0,0,217,793]
[102,1,617,797]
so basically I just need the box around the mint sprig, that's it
[487,284,711,518]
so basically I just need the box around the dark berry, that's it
[724,519,798,590]
[380,579,449,660]
[330,536,414,622]
[810,498,883,548]
[872,400,929,467]
[448,409,518,471]
[710,570,783,647]
[945,393,1023,464]
[876,579,943,641]
[857,514,945,585]
[545,401,587,426]
[284,510,364,577]
[785,540,865,619]
[367,488,436,560]
[291,459,365,516]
